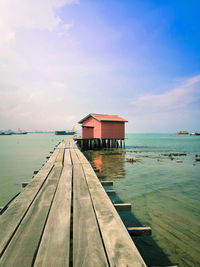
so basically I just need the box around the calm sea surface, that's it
[0,134,66,206]
[85,133,200,267]
[0,133,200,266]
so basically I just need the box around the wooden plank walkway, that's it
[0,139,146,267]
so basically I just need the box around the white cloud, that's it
[129,75,200,132]
[131,75,200,113]
[0,0,77,44]
[52,81,66,88]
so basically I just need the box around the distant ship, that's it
[190,132,200,136]
[175,131,189,135]
[12,129,28,135]
[55,126,76,135]
[0,132,12,135]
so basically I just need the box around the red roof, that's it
[78,113,128,123]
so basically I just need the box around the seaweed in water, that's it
[126,158,141,163]
[162,153,187,157]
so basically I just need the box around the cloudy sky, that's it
[0,0,200,132]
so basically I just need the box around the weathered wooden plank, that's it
[0,148,60,256]
[55,148,64,167]
[74,149,88,164]
[82,164,147,267]
[127,227,152,236]
[63,139,70,149]
[34,164,72,266]
[101,181,113,186]
[70,138,78,149]
[105,190,116,195]
[73,164,108,267]
[64,149,72,165]
[0,162,63,266]
[70,149,81,164]
[114,203,132,212]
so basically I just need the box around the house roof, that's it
[78,113,128,123]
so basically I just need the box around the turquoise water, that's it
[0,133,200,266]
[85,134,200,267]
[0,134,68,206]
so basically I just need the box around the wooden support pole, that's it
[98,139,100,149]
[120,140,122,148]
[107,139,109,148]
[33,170,38,175]
[105,190,116,196]
[111,139,114,148]
[81,139,83,150]
[22,182,28,188]
[127,227,152,236]
[116,140,119,148]
[101,181,113,186]
[100,139,102,149]
[114,203,132,212]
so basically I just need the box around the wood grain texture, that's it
[64,149,72,165]
[82,163,147,267]
[74,149,89,164]
[0,163,63,267]
[73,164,108,267]
[34,165,72,267]
[0,149,59,256]
[70,149,81,165]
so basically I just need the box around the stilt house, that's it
[78,113,128,139]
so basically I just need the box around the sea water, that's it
[0,133,200,266]
[0,134,66,206]
[85,134,200,267]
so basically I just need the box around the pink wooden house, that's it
[78,113,128,139]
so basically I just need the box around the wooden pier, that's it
[0,139,146,267]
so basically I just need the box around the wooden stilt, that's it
[120,140,122,148]
[106,190,116,195]
[101,181,113,186]
[127,227,152,236]
[114,203,132,212]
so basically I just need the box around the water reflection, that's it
[85,149,126,181]
[93,155,103,172]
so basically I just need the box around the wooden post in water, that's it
[120,140,122,148]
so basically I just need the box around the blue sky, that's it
[0,0,200,132]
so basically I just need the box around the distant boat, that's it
[175,131,189,135]
[190,132,200,136]
[55,131,76,135]
[0,132,12,135]
[13,129,28,135]
[55,126,76,135]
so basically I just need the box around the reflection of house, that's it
[78,113,128,139]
